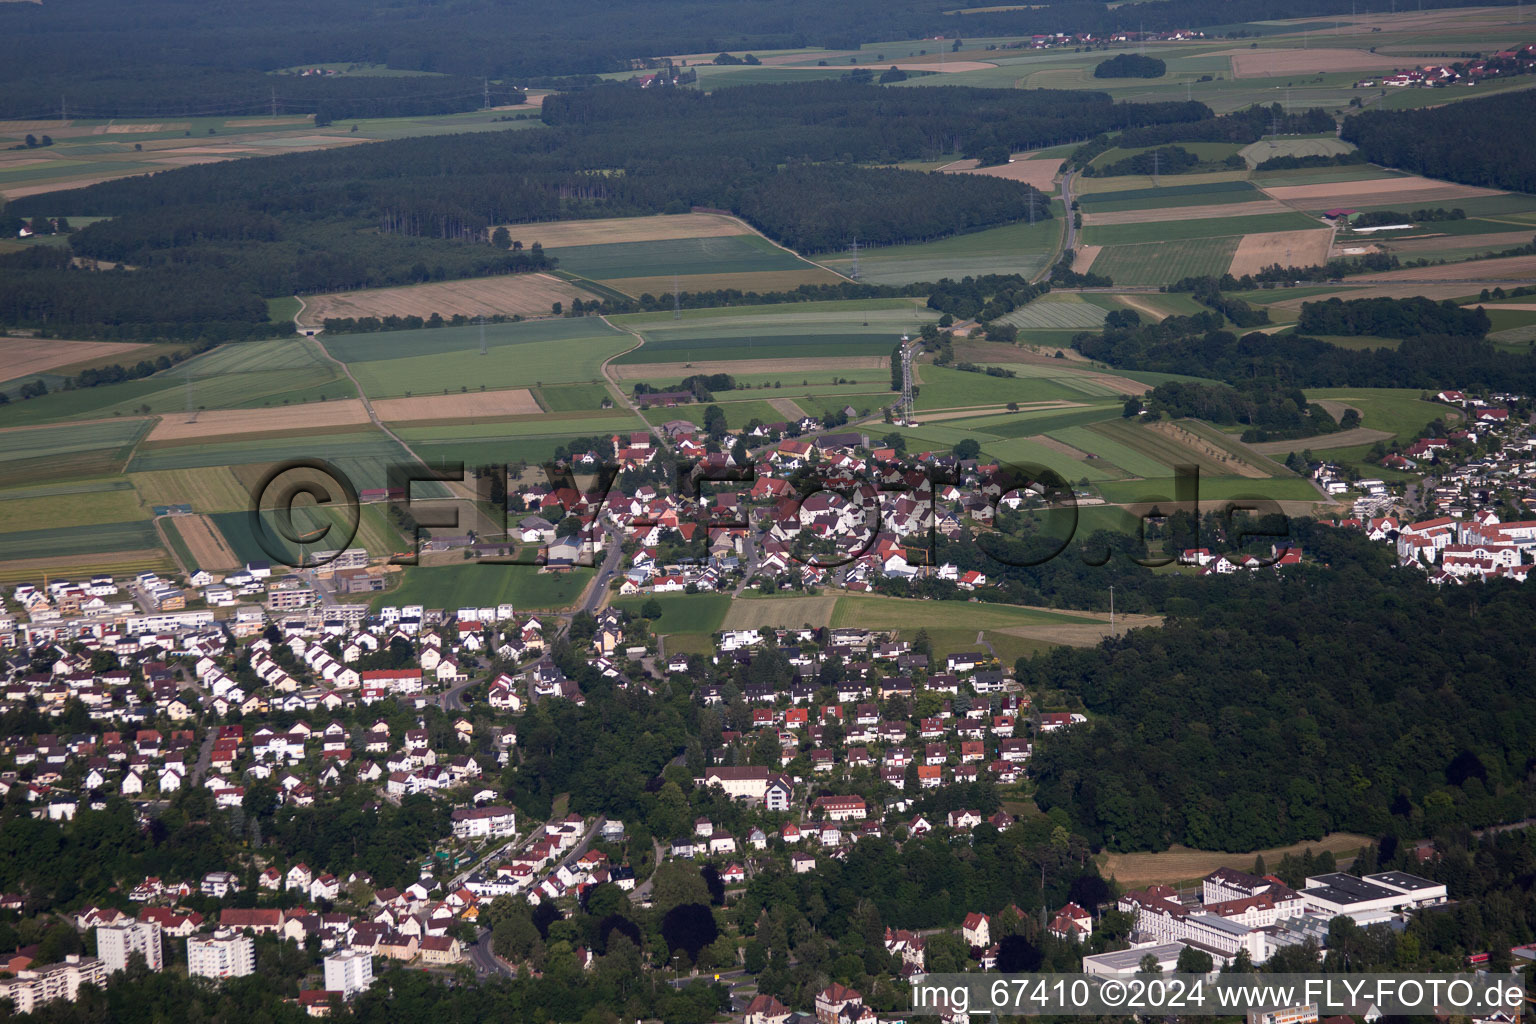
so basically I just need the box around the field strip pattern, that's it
[146,400,372,441]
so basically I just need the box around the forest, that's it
[1071,301,1536,394]
[0,0,1521,119]
[3,81,1220,337]
[1297,295,1491,339]
[1341,89,1536,193]
[1025,533,1536,852]
[1094,53,1166,78]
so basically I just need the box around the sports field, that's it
[321,318,632,396]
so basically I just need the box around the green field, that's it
[0,338,353,427]
[0,419,153,485]
[322,318,632,396]
[1001,294,1110,330]
[1075,180,1257,209]
[535,383,615,412]
[642,400,791,430]
[546,235,807,280]
[817,216,1063,285]
[1238,137,1355,168]
[915,365,1091,410]
[0,520,162,561]
[208,501,405,566]
[128,429,443,494]
[1302,387,1453,443]
[937,403,1122,438]
[0,485,146,531]
[1096,475,1323,504]
[370,564,595,611]
[1090,236,1242,286]
[613,593,732,638]
[1083,212,1321,247]
[616,328,903,365]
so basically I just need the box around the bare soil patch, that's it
[940,154,1063,192]
[147,401,371,441]
[372,389,542,422]
[300,273,594,325]
[1229,228,1334,277]
[1225,47,1408,77]
[1261,176,1504,207]
[502,212,751,248]
[610,356,890,380]
[1352,254,1536,283]
[174,514,240,570]
[1074,245,1103,272]
[1103,833,1371,887]
[1148,420,1269,478]
[0,338,154,381]
[1087,199,1292,226]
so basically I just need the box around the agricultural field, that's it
[817,216,1062,284]
[0,338,157,391]
[129,467,251,513]
[546,231,837,297]
[1257,174,1508,213]
[128,428,435,495]
[370,564,595,611]
[0,482,146,531]
[164,514,241,572]
[371,390,543,423]
[641,400,792,430]
[1082,211,1322,247]
[1088,237,1242,287]
[719,594,839,630]
[0,337,354,428]
[1000,294,1109,330]
[613,593,732,638]
[829,593,1154,653]
[0,418,153,485]
[1301,388,1454,444]
[938,153,1064,193]
[616,307,934,367]
[321,317,632,397]
[1238,137,1355,168]
[0,520,163,562]
[298,273,602,326]
[534,383,616,412]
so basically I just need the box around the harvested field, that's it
[146,401,371,441]
[501,212,752,248]
[169,514,240,570]
[767,397,805,420]
[1225,47,1407,77]
[298,274,596,326]
[1084,199,1293,226]
[1261,176,1505,207]
[372,388,542,422]
[0,550,171,585]
[604,268,845,297]
[1248,425,1393,454]
[1074,245,1102,272]
[608,355,890,380]
[1351,254,1536,283]
[0,338,153,382]
[1102,833,1371,887]
[1028,433,1092,459]
[130,466,250,512]
[939,154,1063,192]
[721,595,837,630]
[1229,228,1335,276]
[1383,230,1536,255]
[1148,420,1269,478]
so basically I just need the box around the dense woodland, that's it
[0,0,1522,118]
[1342,89,1536,193]
[3,82,1232,337]
[1297,296,1491,339]
[1072,300,1536,393]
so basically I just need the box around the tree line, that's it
[1342,89,1536,193]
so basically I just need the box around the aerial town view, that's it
[1,0,1536,1020]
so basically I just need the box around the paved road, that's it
[1060,170,1077,258]
[468,926,515,979]
[189,726,218,787]
[577,525,625,617]
[628,838,666,903]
